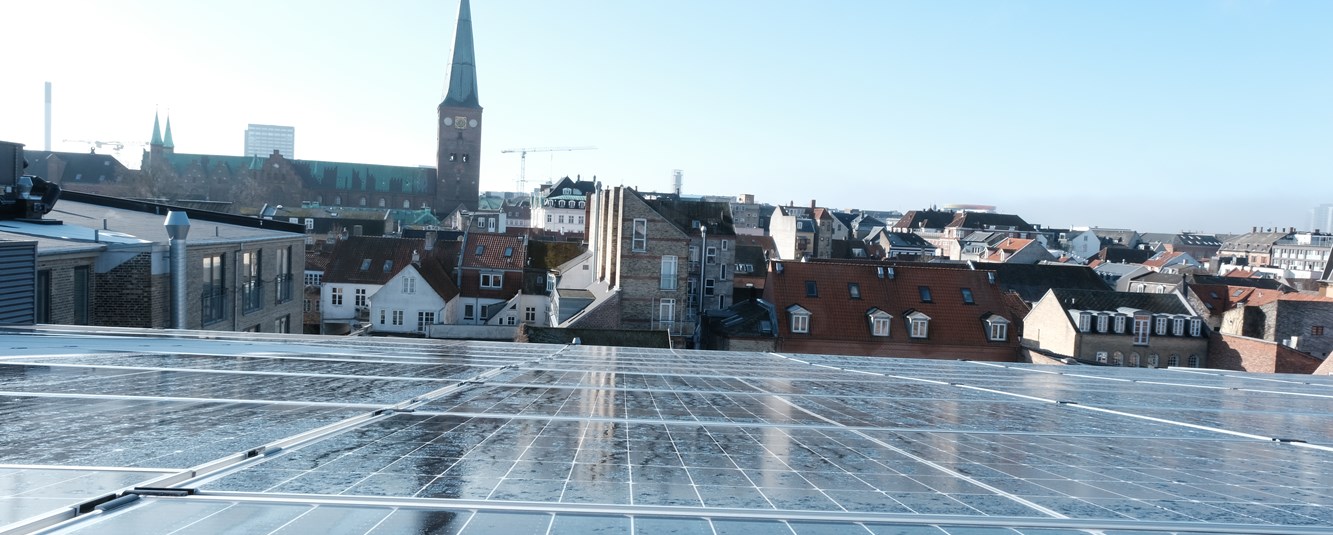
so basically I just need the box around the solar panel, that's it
[2,329,1332,534]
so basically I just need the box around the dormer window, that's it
[1096,313,1109,333]
[1155,316,1168,335]
[907,311,931,338]
[985,315,1010,341]
[1172,317,1185,336]
[788,305,811,334]
[1114,315,1126,334]
[1133,313,1151,345]
[867,308,891,337]
[1078,311,1091,332]
[1189,317,1202,337]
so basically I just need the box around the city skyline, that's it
[2,0,1330,233]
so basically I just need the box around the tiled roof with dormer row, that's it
[1047,288,1193,316]
[462,233,527,270]
[765,261,1022,346]
[949,212,1034,232]
[324,236,424,285]
[892,209,955,231]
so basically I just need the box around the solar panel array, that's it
[1,329,1332,534]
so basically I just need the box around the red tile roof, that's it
[763,260,1023,351]
[323,236,423,285]
[462,233,528,270]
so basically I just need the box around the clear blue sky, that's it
[3,0,1329,233]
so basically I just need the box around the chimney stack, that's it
[810,199,817,210]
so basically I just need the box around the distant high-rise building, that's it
[245,124,295,158]
[1312,204,1333,233]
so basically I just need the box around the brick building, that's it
[1023,288,1209,367]
[1219,293,1333,360]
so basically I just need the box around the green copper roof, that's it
[440,0,480,109]
[150,112,163,146]
[163,117,175,149]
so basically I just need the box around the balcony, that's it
[201,287,227,325]
[241,281,265,314]
[275,274,294,304]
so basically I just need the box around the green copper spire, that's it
[163,116,175,149]
[151,111,163,146]
[441,0,479,108]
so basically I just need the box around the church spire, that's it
[151,111,163,146]
[163,116,175,149]
[441,0,479,109]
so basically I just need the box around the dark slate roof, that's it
[23,150,132,184]
[1048,288,1193,315]
[1091,229,1140,246]
[1093,247,1153,264]
[440,0,480,109]
[831,212,858,229]
[971,262,1111,303]
[949,212,1034,232]
[705,299,777,338]
[1219,231,1292,252]
[324,236,423,285]
[643,198,735,236]
[527,240,585,270]
[881,231,934,248]
[892,209,955,230]
[1132,271,1184,284]
[1189,274,1291,291]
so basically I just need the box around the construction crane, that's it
[62,139,143,156]
[500,146,596,192]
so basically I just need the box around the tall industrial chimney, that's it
[672,169,683,196]
[44,82,51,151]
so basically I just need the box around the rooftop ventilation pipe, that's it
[164,211,191,329]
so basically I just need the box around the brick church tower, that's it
[435,0,482,216]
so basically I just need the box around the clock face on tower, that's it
[454,116,468,129]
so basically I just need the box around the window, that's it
[35,270,50,323]
[1190,318,1203,337]
[986,316,1009,341]
[547,214,553,223]
[1148,354,1160,367]
[908,312,931,338]
[475,245,485,256]
[1078,312,1091,333]
[1112,352,1123,366]
[73,266,90,325]
[1172,317,1185,336]
[918,286,932,303]
[506,316,517,325]
[481,273,503,289]
[202,254,227,324]
[790,306,811,334]
[1097,314,1109,333]
[276,247,293,304]
[305,272,322,286]
[719,264,728,280]
[1133,314,1150,345]
[383,260,393,273]
[464,304,474,320]
[1167,355,1179,367]
[525,307,536,322]
[1187,355,1200,368]
[704,279,715,296]
[1129,353,1140,367]
[1155,316,1168,335]
[805,281,818,297]
[632,218,647,251]
[354,288,367,307]
[305,299,312,313]
[330,287,343,306]
[868,310,891,337]
[304,218,314,230]
[379,309,386,324]
[1096,351,1108,364]
[417,311,435,332]
[241,251,263,313]
[660,255,677,290]
[721,239,729,251]
[960,288,974,304]
[392,310,404,326]
[1114,315,1126,334]
[706,246,717,264]
[848,283,860,299]
[558,215,565,224]
[659,298,676,330]
[402,277,416,294]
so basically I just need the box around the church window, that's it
[462,154,470,163]
[449,153,457,162]
[378,198,386,207]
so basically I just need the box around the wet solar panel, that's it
[1,329,1332,534]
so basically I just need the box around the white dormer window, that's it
[788,305,811,334]
[1189,318,1202,337]
[1097,313,1109,333]
[1078,312,1091,332]
[1155,316,1168,335]
[1172,317,1185,336]
[867,309,891,337]
[907,311,931,339]
[1114,315,1126,334]
[985,316,1010,341]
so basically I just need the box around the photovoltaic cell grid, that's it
[1,330,1331,534]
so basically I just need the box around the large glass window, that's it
[202,254,227,324]
[276,247,293,304]
[417,311,435,332]
[1133,315,1150,345]
[660,255,677,290]
[631,219,647,251]
[241,251,263,313]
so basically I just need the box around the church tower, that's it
[436,0,482,215]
